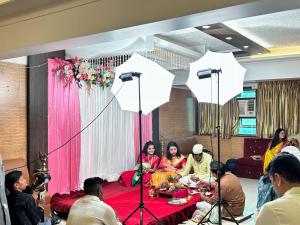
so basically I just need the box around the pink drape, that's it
[134,113,152,161]
[48,58,81,194]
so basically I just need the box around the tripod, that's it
[196,69,239,225]
[121,72,162,225]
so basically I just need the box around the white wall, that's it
[1,56,27,65]
[241,55,300,82]
[172,55,300,86]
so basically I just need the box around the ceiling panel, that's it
[224,8,300,48]
[158,28,239,53]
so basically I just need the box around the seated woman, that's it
[119,141,160,187]
[263,128,289,173]
[257,128,289,210]
[151,141,186,187]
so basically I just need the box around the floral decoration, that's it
[52,57,115,90]
[52,58,74,87]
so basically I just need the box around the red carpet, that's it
[102,181,139,199]
[51,181,200,224]
[106,187,200,225]
[51,181,138,214]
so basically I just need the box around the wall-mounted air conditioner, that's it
[243,82,258,90]
[238,99,256,117]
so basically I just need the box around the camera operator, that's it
[5,170,51,225]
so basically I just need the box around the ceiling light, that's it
[0,0,13,5]
[257,52,262,55]
[202,25,211,29]
[225,37,232,40]
[243,45,249,49]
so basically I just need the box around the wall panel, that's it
[159,88,196,140]
[0,62,27,160]
[195,135,244,162]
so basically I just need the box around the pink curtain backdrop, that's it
[134,113,152,161]
[48,58,81,194]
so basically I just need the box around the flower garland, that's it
[52,58,74,86]
[52,57,115,89]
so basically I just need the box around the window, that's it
[237,89,256,136]
[238,118,256,136]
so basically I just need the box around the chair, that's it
[236,138,270,179]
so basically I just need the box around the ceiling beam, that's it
[1,0,300,59]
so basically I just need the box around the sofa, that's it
[236,138,270,179]
[2,158,52,217]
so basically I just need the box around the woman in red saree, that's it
[151,141,186,187]
[119,141,160,187]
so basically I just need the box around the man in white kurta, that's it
[178,144,212,178]
[66,177,121,225]
[255,154,300,225]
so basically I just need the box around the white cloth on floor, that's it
[196,201,219,223]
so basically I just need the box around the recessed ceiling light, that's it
[258,52,262,55]
[202,25,211,29]
[225,37,232,40]
[243,45,249,49]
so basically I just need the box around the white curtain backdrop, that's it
[79,85,135,186]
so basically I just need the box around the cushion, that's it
[222,209,254,223]
[244,138,270,158]
[119,170,135,187]
[51,190,85,215]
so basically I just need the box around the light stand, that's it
[120,72,162,225]
[196,69,239,225]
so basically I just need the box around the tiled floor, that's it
[58,178,259,225]
[179,178,258,225]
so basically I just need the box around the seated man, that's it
[66,177,121,225]
[281,138,300,161]
[197,161,245,218]
[5,170,50,225]
[256,154,300,225]
[176,144,212,184]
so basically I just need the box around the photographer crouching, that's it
[5,170,51,225]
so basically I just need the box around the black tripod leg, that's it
[140,206,143,225]
[197,202,218,225]
[123,205,141,224]
[122,204,163,225]
[144,207,164,225]
[222,204,239,225]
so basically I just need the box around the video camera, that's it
[32,171,51,192]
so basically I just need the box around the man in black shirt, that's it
[5,170,50,225]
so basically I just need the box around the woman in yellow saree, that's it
[151,141,186,187]
[263,128,289,173]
